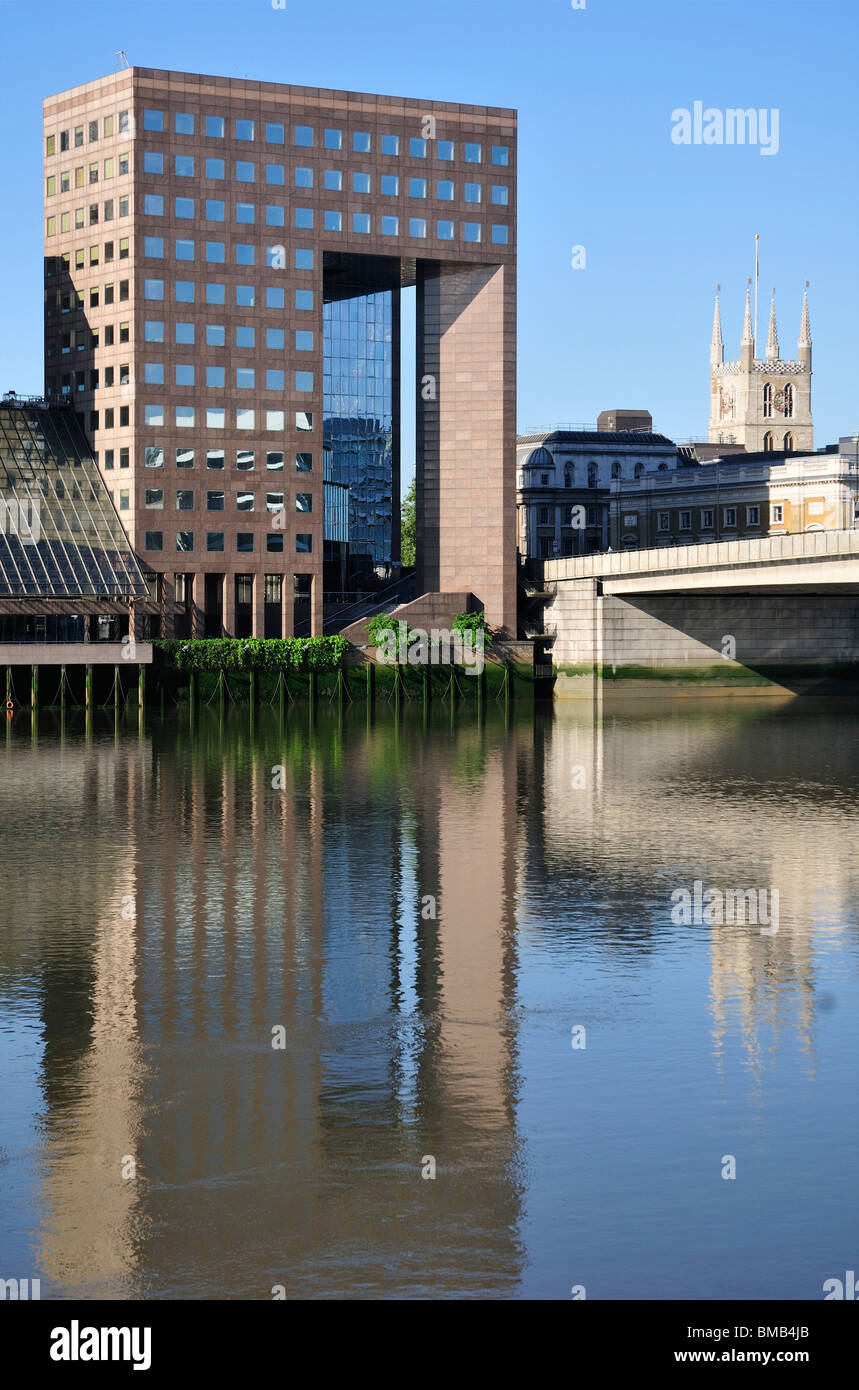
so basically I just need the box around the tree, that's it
[400,476,416,567]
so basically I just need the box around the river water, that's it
[1,695,856,1300]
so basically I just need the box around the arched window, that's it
[634,462,644,479]
[784,432,794,451]
[611,461,621,479]
[657,462,668,472]
[783,383,793,418]
[763,431,774,452]
[564,464,574,489]
[763,383,772,418]
[587,462,597,488]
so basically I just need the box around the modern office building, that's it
[43,67,517,639]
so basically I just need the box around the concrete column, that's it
[310,572,323,637]
[252,575,266,639]
[191,574,203,639]
[282,575,294,638]
[162,574,175,639]
[222,574,235,639]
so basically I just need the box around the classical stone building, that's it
[709,282,813,453]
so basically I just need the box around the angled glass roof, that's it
[0,399,147,599]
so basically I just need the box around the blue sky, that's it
[0,0,856,482]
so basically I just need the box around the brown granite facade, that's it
[43,68,517,638]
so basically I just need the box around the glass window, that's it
[176,238,195,260]
[144,362,164,383]
[175,365,195,386]
[207,449,225,469]
[353,172,371,194]
[465,182,481,203]
[294,167,312,189]
[464,222,482,242]
[353,213,370,234]
[266,327,285,348]
[381,215,399,236]
[145,532,163,551]
[236,409,255,430]
[353,131,371,152]
[175,154,194,177]
[295,289,313,310]
[144,151,163,174]
[176,531,194,551]
[207,409,225,429]
[265,206,285,226]
[267,452,284,471]
[296,413,313,432]
[235,244,255,266]
[266,122,284,144]
[206,242,225,263]
[437,140,454,160]
[236,491,254,511]
[207,490,225,510]
[324,211,342,232]
[207,366,225,387]
[206,324,226,345]
[176,322,195,344]
[491,185,509,206]
[294,125,313,146]
[145,236,163,258]
[266,163,285,186]
[236,367,255,389]
[236,119,255,141]
[266,411,285,431]
[145,447,164,468]
[491,145,509,166]
[409,218,427,238]
[266,369,285,390]
[409,177,427,198]
[296,493,313,513]
[176,448,195,468]
[144,278,164,299]
[295,331,313,351]
[236,285,255,307]
[295,371,313,392]
[145,405,164,426]
[296,534,312,553]
[145,320,164,342]
[176,490,194,509]
[205,282,226,303]
[295,207,313,229]
[175,112,195,135]
[237,534,254,553]
[410,137,426,158]
[381,174,398,195]
[324,128,342,150]
[236,202,255,224]
[205,158,225,179]
[236,161,255,183]
[324,169,342,191]
[205,116,225,138]
[175,197,194,218]
[143,110,163,132]
[267,493,284,511]
[236,326,255,347]
[491,224,508,245]
[176,406,195,428]
[175,281,195,302]
[381,134,399,155]
[295,249,313,269]
[207,532,224,552]
[266,286,285,309]
[437,220,454,240]
[118,195,129,215]
[206,199,225,220]
[464,143,482,163]
[267,535,284,553]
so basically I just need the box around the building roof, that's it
[517,430,675,447]
[0,397,148,600]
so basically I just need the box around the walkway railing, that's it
[541,527,859,581]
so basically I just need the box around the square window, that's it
[144,151,163,174]
[144,194,164,216]
[145,531,163,551]
[176,239,195,260]
[266,163,285,186]
[381,215,399,236]
[145,488,164,509]
[207,366,226,387]
[175,154,194,177]
[266,122,284,144]
[266,411,285,430]
[236,409,255,430]
[409,177,427,198]
[176,489,194,510]
[437,140,454,160]
[207,409,225,429]
[267,534,284,553]
[145,236,164,258]
[235,243,255,265]
[353,131,371,153]
[464,143,482,163]
[237,533,254,553]
[266,369,285,390]
[236,326,255,347]
[145,405,164,426]
[176,406,195,427]
[325,210,342,231]
[145,320,164,342]
[143,110,163,132]
[175,112,195,135]
[236,161,255,183]
[295,125,314,146]
[267,493,284,512]
[353,213,370,234]
[324,169,342,191]
[296,534,312,554]
[206,532,224,552]
[206,199,225,221]
[267,451,284,471]
[206,158,225,179]
[266,287,285,309]
[176,323,195,344]
[177,448,195,468]
[145,446,164,468]
[175,365,195,386]
[236,119,255,141]
[206,116,225,138]
[236,367,255,389]
[410,137,426,158]
[295,289,313,310]
[296,493,313,513]
[236,286,255,308]
[491,185,509,206]
[206,242,225,264]
[491,145,509,166]
[144,362,164,384]
[144,278,164,300]
[206,282,226,304]
[267,327,285,348]
[295,249,313,269]
[265,206,285,227]
[324,128,342,150]
[295,371,313,392]
[236,491,254,512]
[295,331,313,351]
[237,450,254,471]
[465,182,481,203]
[437,180,454,201]
[175,197,195,219]
[296,413,313,432]
[409,218,427,238]
[207,449,225,469]
[207,490,225,510]
[381,174,398,196]
[464,222,482,242]
[491,224,508,245]
[175,281,195,302]
[437,220,454,240]
[294,167,312,189]
[353,172,371,194]
[176,531,195,551]
[236,202,255,223]
[381,134,399,155]
[206,324,226,345]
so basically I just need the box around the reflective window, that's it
[491,224,508,245]
[437,220,454,240]
[236,368,255,389]
[296,534,312,553]
[144,320,164,342]
[266,411,284,430]
[296,331,313,351]
[207,366,225,387]
[175,154,194,177]
[237,450,254,471]
[437,140,454,160]
[353,213,370,234]
[410,137,426,158]
[296,493,313,513]
[353,131,371,152]
[294,125,313,146]
[267,535,284,552]
[143,110,163,132]
[237,492,254,511]
[176,491,194,509]
[410,177,427,198]
[324,169,342,191]
[206,242,225,263]
[206,158,225,179]
[175,365,195,386]
[175,112,195,135]
[236,326,255,347]
[266,287,285,308]
[207,409,225,429]
[236,409,255,430]
[145,405,164,425]
[437,179,454,200]
[325,211,342,231]
[236,286,255,307]
[175,281,195,302]
[464,182,481,203]
[206,199,225,220]
[176,448,194,468]
[266,370,285,389]
[207,491,225,511]
[296,289,313,310]
[491,185,508,206]
[381,215,399,236]
[236,202,255,222]
[176,406,195,428]
[267,328,285,348]
[176,323,195,344]
[144,278,164,299]
[464,143,482,163]
[236,161,255,182]
[324,129,342,150]
[381,134,399,155]
[144,237,164,258]
[236,119,254,141]
[295,207,313,229]
[176,239,195,260]
[381,175,398,195]
[207,450,225,469]
[145,532,163,551]
[464,222,482,242]
[267,452,284,471]
[295,249,313,269]
[207,532,224,551]
[265,205,284,225]
[175,197,195,218]
[353,172,370,193]
[144,363,164,383]
[409,218,427,238]
[491,145,509,166]
[266,122,284,143]
[205,116,225,138]
[295,167,312,188]
[266,163,285,185]
[206,325,226,345]
[295,372,313,391]
[145,447,164,467]
[144,151,163,174]
[205,282,226,303]
[144,194,163,215]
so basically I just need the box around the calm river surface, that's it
[1,696,857,1300]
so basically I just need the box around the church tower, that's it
[708,281,813,452]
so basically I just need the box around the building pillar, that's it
[252,574,266,639]
[190,574,203,639]
[282,575,294,638]
[310,572,323,637]
[222,574,235,639]
[162,574,176,638]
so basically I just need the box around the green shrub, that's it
[153,636,349,672]
[451,611,494,647]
